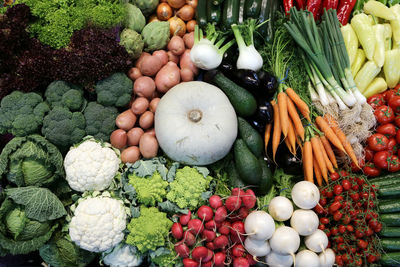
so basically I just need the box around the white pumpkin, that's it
[154,81,237,165]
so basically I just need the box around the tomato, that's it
[333,184,343,195]
[330,172,340,181]
[396,129,400,144]
[363,163,381,177]
[374,105,395,124]
[335,255,344,266]
[367,93,385,109]
[320,217,329,224]
[395,114,400,127]
[350,192,360,201]
[389,95,400,114]
[375,222,383,232]
[373,150,390,169]
[342,179,351,191]
[314,204,326,215]
[384,89,400,102]
[333,211,343,221]
[319,197,327,206]
[365,147,374,162]
[388,155,400,172]
[346,225,354,232]
[369,219,379,229]
[357,239,368,249]
[355,229,364,238]
[342,215,351,224]
[377,123,397,138]
[367,133,389,151]
[365,227,374,236]
[367,254,378,263]
[330,227,339,236]
[328,201,341,214]
[334,195,344,202]
[339,170,349,177]
[388,138,398,154]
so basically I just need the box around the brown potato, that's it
[127,67,142,81]
[149,98,160,113]
[152,50,169,66]
[130,97,149,115]
[127,127,144,146]
[168,36,185,56]
[121,146,140,163]
[116,110,136,131]
[155,62,181,93]
[180,67,194,82]
[139,111,154,129]
[140,55,163,76]
[110,129,127,149]
[180,49,198,75]
[134,76,156,99]
[139,133,159,158]
[167,51,179,64]
[135,52,151,69]
[183,32,194,49]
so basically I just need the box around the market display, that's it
[2,0,400,266]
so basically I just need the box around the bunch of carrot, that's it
[264,87,360,186]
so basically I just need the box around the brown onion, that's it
[168,16,186,37]
[177,5,194,21]
[157,3,173,21]
[168,0,186,9]
[186,0,198,8]
[186,20,197,33]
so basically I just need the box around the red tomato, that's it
[363,163,381,177]
[396,129,400,144]
[389,95,400,114]
[377,123,397,138]
[373,150,390,169]
[351,158,364,172]
[395,114,400,128]
[342,179,351,191]
[385,89,399,102]
[333,185,343,195]
[365,147,374,161]
[374,105,395,124]
[330,172,340,181]
[367,133,389,151]
[388,138,398,154]
[388,155,400,172]
[367,93,385,109]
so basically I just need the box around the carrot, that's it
[285,136,294,154]
[317,137,335,174]
[311,136,328,181]
[287,117,296,155]
[315,116,346,153]
[285,87,311,122]
[320,135,338,169]
[287,97,305,141]
[277,92,289,137]
[313,157,323,186]
[324,114,360,167]
[264,124,272,152]
[271,100,281,163]
[303,140,313,183]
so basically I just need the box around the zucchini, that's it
[196,0,208,29]
[370,173,400,187]
[207,0,222,24]
[382,213,400,226]
[221,0,239,31]
[382,238,400,251]
[381,252,400,266]
[213,0,225,4]
[258,0,278,43]
[238,0,246,24]
[379,183,400,198]
[379,226,400,237]
[379,199,400,213]
[244,0,262,19]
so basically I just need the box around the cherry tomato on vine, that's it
[333,185,343,195]
[330,172,339,181]
[388,155,400,172]
[385,89,400,102]
[373,150,390,169]
[342,179,351,191]
[367,133,389,151]
[377,123,397,138]
[374,105,395,124]
[363,163,381,177]
[357,239,368,249]
[396,129,400,144]
[367,93,385,109]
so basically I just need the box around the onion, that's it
[157,3,173,21]
[186,20,196,32]
[177,5,194,21]
[186,0,198,8]
[168,0,185,9]
[148,15,159,23]
[169,16,186,37]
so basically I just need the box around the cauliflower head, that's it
[166,166,213,210]
[103,244,143,267]
[69,195,127,253]
[64,138,120,192]
[126,206,172,253]
[128,172,168,206]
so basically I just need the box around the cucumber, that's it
[379,199,400,213]
[207,0,222,24]
[382,238,400,251]
[380,252,400,266]
[234,139,262,185]
[382,213,400,226]
[258,0,278,43]
[255,157,273,195]
[221,0,239,31]
[238,117,263,157]
[213,72,257,117]
[379,226,400,237]
[244,0,262,19]
[379,184,400,198]
[196,0,208,29]
[370,173,400,187]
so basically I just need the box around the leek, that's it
[341,24,359,66]
[355,60,382,93]
[351,13,376,61]
[364,0,396,20]
[383,23,393,51]
[384,49,400,88]
[351,49,366,77]
[363,77,388,98]
[373,24,385,67]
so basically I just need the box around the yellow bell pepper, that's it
[351,49,366,77]
[364,0,396,20]
[390,5,400,46]
[341,24,359,66]
[383,23,392,51]
[355,60,381,93]
[363,77,388,98]
[373,24,385,67]
[384,49,400,88]
[351,14,376,61]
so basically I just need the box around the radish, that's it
[215,206,227,222]
[183,231,196,246]
[232,244,246,257]
[197,205,214,221]
[244,237,271,256]
[175,242,190,258]
[214,235,229,248]
[304,229,328,253]
[230,231,245,244]
[232,188,245,196]
[180,210,192,225]
[291,181,320,209]
[233,256,250,267]
[246,254,258,265]
[225,195,242,211]
[183,258,199,267]
[268,196,293,221]
[206,241,215,250]
[171,222,183,240]
[242,189,256,209]
[290,209,319,236]
[319,248,335,267]
[203,249,213,262]
[192,246,208,262]
[237,207,249,220]
[214,252,226,267]
[265,251,294,267]
[209,195,223,209]
[231,221,245,236]
[218,221,231,235]
[295,250,320,267]
[269,226,300,261]
[205,219,217,230]
[202,261,213,267]
[202,229,216,242]
[188,219,204,235]
[244,211,275,240]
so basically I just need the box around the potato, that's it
[140,55,163,76]
[130,97,149,115]
[183,32,194,49]
[180,49,198,75]
[127,127,144,146]
[155,62,181,93]
[121,146,140,163]
[135,52,151,69]
[152,50,169,66]
[180,67,194,82]
[139,111,154,129]
[110,129,127,149]
[116,110,136,131]
[127,67,142,81]
[167,51,179,64]
[168,36,185,56]
[134,76,156,99]
[149,98,160,113]
[139,133,159,158]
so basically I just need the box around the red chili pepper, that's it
[323,0,339,10]
[307,0,323,19]
[284,0,295,15]
[336,0,357,25]
[296,0,306,9]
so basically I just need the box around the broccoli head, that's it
[128,172,168,206]
[41,106,86,149]
[45,81,85,111]
[95,73,132,108]
[84,102,118,142]
[0,91,50,137]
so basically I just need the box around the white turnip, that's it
[291,181,320,209]
[319,248,335,267]
[244,211,275,240]
[290,209,319,236]
[265,251,294,267]
[305,229,328,253]
[295,250,320,267]
[268,196,294,221]
[269,226,300,260]
[244,237,271,257]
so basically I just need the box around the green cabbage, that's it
[125,3,146,33]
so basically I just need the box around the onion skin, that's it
[157,3,173,21]
[186,20,196,32]
[177,5,194,21]
[186,0,198,8]
[168,0,186,9]
[168,16,186,37]
[148,14,160,23]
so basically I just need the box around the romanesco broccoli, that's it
[166,167,213,210]
[125,206,172,253]
[128,172,168,206]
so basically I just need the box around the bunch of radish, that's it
[171,188,258,267]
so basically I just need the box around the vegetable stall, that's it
[1,0,400,266]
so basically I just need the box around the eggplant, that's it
[258,70,278,99]
[247,101,274,135]
[266,142,303,176]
